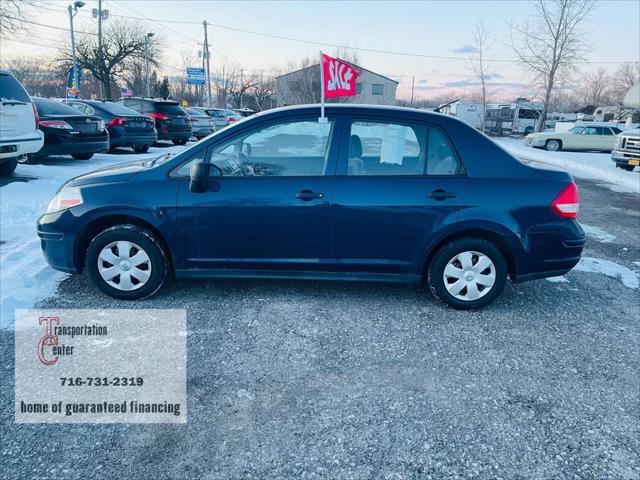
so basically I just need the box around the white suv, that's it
[0,70,44,176]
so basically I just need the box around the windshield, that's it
[93,101,143,116]
[154,103,187,115]
[569,127,584,134]
[34,98,87,116]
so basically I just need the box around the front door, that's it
[176,116,338,272]
[331,117,467,276]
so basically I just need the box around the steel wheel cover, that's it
[97,241,152,291]
[442,250,496,301]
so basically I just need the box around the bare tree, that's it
[58,19,161,99]
[579,68,613,107]
[213,61,239,107]
[0,0,35,35]
[249,72,277,111]
[611,62,640,103]
[469,21,492,133]
[228,70,259,108]
[510,0,596,131]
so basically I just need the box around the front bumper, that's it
[37,210,81,274]
[611,149,640,167]
[524,136,546,147]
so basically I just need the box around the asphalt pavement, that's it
[1,177,639,480]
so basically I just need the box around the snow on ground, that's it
[495,138,640,194]
[580,223,617,243]
[574,256,640,290]
[0,145,187,329]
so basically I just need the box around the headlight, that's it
[45,187,84,214]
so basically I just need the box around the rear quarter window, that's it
[0,73,31,103]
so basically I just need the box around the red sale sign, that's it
[322,53,359,98]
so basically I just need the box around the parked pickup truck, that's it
[611,128,640,171]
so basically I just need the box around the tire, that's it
[0,158,18,176]
[428,238,507,310]
[617,164,635,171]
[17,154,34,164]
[172,139,188,146]
[85,225,168,300]
[71,153,94,160]
[545,139,561,151]
[133,144,150,153]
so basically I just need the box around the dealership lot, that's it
[1,147,639,479]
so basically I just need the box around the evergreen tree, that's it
[159,76,170,99]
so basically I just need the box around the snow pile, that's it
[0,146,186,329]
[579,224,617,243]
[495,138,640,194]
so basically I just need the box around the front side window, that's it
[569,127,584,134]
[208,118,334,177]
[581,127,598,135]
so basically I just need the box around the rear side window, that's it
[154,103,186,115]
[95,101,142,116]
[426,128,462,175]
[34,99,85,116]
[0,73,31,103]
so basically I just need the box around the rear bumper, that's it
[109,130,157,147]
[38,139,110,157]
[192,127,214,138]
[0,131,44,159]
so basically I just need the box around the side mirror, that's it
[189,161,207,193]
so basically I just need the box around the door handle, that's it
[295,190,324,201]
[428,189,456,200]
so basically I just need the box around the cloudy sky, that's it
[2,0,638,101]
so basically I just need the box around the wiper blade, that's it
[142,152,173,167]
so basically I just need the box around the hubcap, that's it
[97,241,151,291]
[443,251,496,301]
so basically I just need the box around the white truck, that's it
[0,70,44,176]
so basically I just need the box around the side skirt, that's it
[175,268,422,285]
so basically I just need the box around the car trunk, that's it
[0,99,35,137]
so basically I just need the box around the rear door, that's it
[0,72,35,139]
[331,115,467,276]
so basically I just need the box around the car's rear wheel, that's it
[17,154,34,164]
[545,139,561,151]
[133,145,150,153]
[0,158,18,176]
[428,238,507,310]
[71,153,94,160]
[172,139,188,146]
[86,225,168,300]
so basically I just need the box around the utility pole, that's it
[410,76,415,108]
[67,2,85,98]
[203,20,212,108]
[145,32,154,97]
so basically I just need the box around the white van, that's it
[0,70,44,176]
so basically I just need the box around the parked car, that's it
[611,128,640,171]
[26,98,109,162]
[185,107,215,139]
[192,107,241,129]
[0,70,44,175]
[525,123,624,152]
[37,104,585,309]
[64,99,157,153]
[234,108,257,117]
[114,97,191,145]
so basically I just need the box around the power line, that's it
[2,15,97,36]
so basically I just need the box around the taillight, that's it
[107,117,127,127]
[32,102,39,128]
[551,181,579,218]
[148,112,169,121]
[228,117,236,122]
[39,120,73,129]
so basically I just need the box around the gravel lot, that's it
[1,176,639,480]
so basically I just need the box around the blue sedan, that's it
[37,105,585,309]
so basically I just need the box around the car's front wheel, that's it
[428,238,507,310]
[71,153,94,160]
[545,139,561,151]
[86,225,168,300]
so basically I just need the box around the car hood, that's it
[65,160,149,187]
